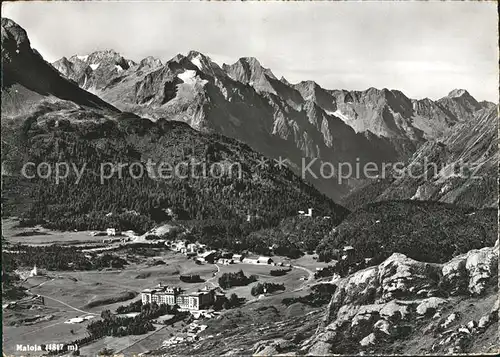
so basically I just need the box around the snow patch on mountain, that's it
[190,55,203,70]
[176,69,208,87]
[177,70,197,84]
[77,55,88,61]
[90,63,100,70]
[115,65,123,72]
[326,109,352,124]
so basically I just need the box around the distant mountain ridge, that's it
[50,48,495,144]
[342,104,498,210]
[50,47,495,204]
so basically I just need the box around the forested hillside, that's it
[316,200,497,264]
[1,109,349,235]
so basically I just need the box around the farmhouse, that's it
[257,256,274,264]
[141,285,217,310]
[217,258,233,265]
[106,228,117,236]
[341,245,355,262]
[197,250,217,264]
[181,243,198,255]
[232,254,244,262]
[122,230,137,238]
[246,212,261,222]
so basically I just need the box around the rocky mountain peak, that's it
[223,57,276,82]
[186,50,225,77]
[186,50,211,62]
[448,88,470,98]
[137,56,163,71]
[295,80,321,90]
[280,76,291,85]
[438,88,481,121]
[221,56,278,94]
[1,17,118,112]
[84,49,131,70]
[1,17,32,64]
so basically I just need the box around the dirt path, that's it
[293,265,315,291]
[38,294,95,315]
[205,264,220,287]
[27,277,95,314]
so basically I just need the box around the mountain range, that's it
[1,17,349,234]
[50,43,496,206]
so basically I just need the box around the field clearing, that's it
[292,254,331,271]
[119,324,183,355]
[214,262,309,301]
[77,328,168,356]
[2,218,105,246]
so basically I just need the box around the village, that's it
[1,207,364,355]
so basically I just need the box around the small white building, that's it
[217,258,233,265]
[298,208,313,217]
[173,241,186,252]
[182,243,197,254]
[106,228,117,236]
[29,265,38,277]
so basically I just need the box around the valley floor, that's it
[2,220,330,356]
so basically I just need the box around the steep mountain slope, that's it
[1,18,349,237]
[342,105,498,210]
[1,18,118,116]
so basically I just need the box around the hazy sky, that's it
[2,1,498,102]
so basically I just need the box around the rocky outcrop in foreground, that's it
[304,240,499,355]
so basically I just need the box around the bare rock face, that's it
[52,49,135,91]
[442,240,499,296]
[137,56,162,71]
[343,105,498,210]
[223,57,277,94]
[253,339,296,356]
[307,240,499,355]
